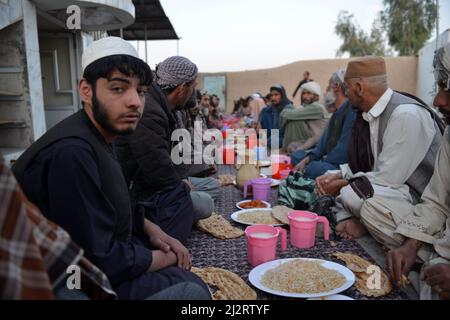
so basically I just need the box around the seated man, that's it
[115,56,214,242]
[12,37,209,299]
[316,56,443,244]
[291,70,356,179]
[281,81,329,152]
[0,154,115,300]
[383,44,450,300]
[259,84,293,148]
[1,153,209,301]
[173,107,220,221]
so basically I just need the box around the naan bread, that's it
[192,267,257,300]
[196,214,244,239]
[218,175,235,186]
[332,252,392,297]
[271,205,293,225]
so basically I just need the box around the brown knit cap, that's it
[344,56,386,79]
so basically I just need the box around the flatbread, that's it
[332,252,392,297]
[333,252,371,273]
[271,205,293,225]
[192,267,257,300]
[196,214,244,239]
[218,175,235,186]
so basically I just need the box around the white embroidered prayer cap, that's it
[81,37,139,72]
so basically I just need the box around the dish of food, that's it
[249,258,355,298]
[236,200,271,210]
[231,208,285,226]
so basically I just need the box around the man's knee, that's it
[190,191,214,221]
[147,282,212,300]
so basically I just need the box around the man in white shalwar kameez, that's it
[315,56,442,243]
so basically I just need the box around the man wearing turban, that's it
[280,81,329,151]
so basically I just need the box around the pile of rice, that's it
[237,210,281,225]
[261,259,346,294]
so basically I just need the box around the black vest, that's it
[12,110,132,241]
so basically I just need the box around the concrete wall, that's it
[198,56,418,113]
[0,21,34,149]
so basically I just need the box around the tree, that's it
[335,11,387,57]
[381,0,437,56]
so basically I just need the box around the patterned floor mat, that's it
[187,165,409,300]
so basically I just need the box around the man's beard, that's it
[91,90,135,136]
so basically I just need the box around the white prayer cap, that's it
[301,81,321,96]
[82,37,139,72]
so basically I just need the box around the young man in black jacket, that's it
[12,37,209,299]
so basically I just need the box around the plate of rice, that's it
[249,258,355,298]
[231,208,285,226]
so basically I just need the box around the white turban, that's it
[300,81,321,96]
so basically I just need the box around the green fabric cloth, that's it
[280,102,325,148]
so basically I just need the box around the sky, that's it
[133,0,450,72]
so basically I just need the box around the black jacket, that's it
[115,83,187,201]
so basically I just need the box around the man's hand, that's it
[386,239,421,287]
[294,157,310,173]
[316,172,341,195]
[148,250,177,272]
[315,172,346,196]
[319,179,348,197]
[422,264,450,295]
[183,179,195,191]
[144,219,192,270]
[161,235,192,270]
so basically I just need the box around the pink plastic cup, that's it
[288,211,329,249]
[243,178,272,201]
[245,225,287,266]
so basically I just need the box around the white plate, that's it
[258,160,272,167]
[270,179,281,187]
[307,294,354,300]
[231,208,285,226]
[236,200,271,210]
[260,167,272,177]
[249,258,355,299]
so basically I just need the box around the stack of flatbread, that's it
[192,267,257,300]
[271,205,293,225]
[196,214,244,239]
[218,175,235,186]
[333,252,392,297]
